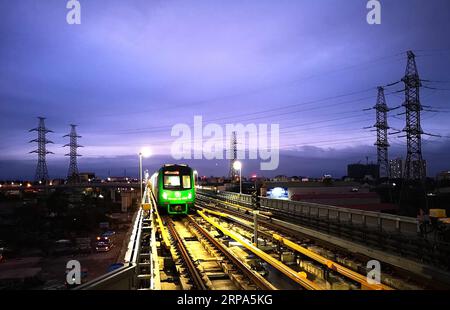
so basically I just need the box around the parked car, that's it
[95,237,113,252]
[102,231,116,238]
[95,242,112,252]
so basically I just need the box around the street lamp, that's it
[252,174,257,192]
[139,147,152,203]
[193,170,198,188]
[233,161,242,194]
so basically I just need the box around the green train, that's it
[150,164,196,215]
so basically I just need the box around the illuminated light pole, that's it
[252,174,258,192]
[233,161,242,195]
[193,170,198,187]
[139,147,152,204]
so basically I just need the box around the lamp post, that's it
[252,174,258,192]
[139,147,152,203]
[139,153,143,201]
[233,161,242,194]
[193,170,198,188]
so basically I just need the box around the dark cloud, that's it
[2,138,449,180]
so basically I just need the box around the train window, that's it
[182,175,191,189]
[164,175,180,188]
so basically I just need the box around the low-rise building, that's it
[263,181,398,213]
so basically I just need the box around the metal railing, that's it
[198,189,450,285]
[76,187,160,290]
[75,209,144,290]
[202,189,418,236]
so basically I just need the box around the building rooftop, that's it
[264,181,362,188]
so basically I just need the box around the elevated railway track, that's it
[196,190,450,289]
[75,187,450,290]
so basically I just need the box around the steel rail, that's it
[166,217,208,290]
[187,214,277,290]
[272,234,393,290]
[197,210,322,290]
[147,187,171,249]
[197,201,393,290]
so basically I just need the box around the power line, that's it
[95,52,406,119]
[102,89,405,137]
[102,87,377,135]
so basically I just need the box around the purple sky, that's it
[1,0,450,179]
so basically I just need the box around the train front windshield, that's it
[163,174,191,189]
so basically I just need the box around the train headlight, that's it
[188,193,192,199]
[162,192,168,199]
[175,191,181,198]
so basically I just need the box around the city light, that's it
[193,170,199,186]
[233,161,242,194]
[139,147,152,203]
[1,1,450,294]
[140,147,152,158]
[233,161,242,171]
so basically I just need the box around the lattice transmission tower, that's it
[374,87,390,178]
[64,124,82,181]
[29,117,53,182]
[402,51,425,180]
[228,131,238,181]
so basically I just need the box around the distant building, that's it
[49,178,65,186]
[389,158,403,179]
[107,176,129,182]
[436,171,450,181]
[204,176,225,184]
[121,189,139,212]
[262,180,398,213]
[273,175,288,182]
[347,164,379,180]
[412,160,427,178]
[79,172,95,182]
